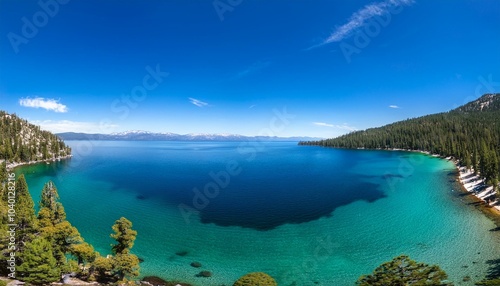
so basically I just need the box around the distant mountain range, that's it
[56,130,322,142]
[301,93,500,191]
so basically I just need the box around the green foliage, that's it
[0,110,71,163]
[0,163,8,262]
[37,181,85,271]
[91,255,114,282]
[0,280,7,286]
[357,255,452,286]
[109,217,140,282]
[477,258,500,286]
[17,237,61,285]
[233,272,278,286]
[41,220,83,266]
[302,93,500,192]
[14,174,38,258]
[476,279,500,285]
[112,253,140,282]
[111,217,137,255]
[39,181,66,223]
[0,161,6,183]
[70,242,97,265]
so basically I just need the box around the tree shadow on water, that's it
[485,259,500,280]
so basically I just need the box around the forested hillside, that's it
[0,111,139,284]
[300,94,500,188]
[0,111,71,164]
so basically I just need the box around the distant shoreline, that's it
[302,145,500,220]
[5,154,73,171]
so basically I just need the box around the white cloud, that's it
[249,104,257,109]
[31,120,118,133]
[19,97,68,113]
[313,122,357,131]
[323,0,414,44]
[389,105,400,109]
[313,122,335,127]
[189,97,209,107]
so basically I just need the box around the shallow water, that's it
[17,141,500,285]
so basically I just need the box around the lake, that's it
[17,141,500,285]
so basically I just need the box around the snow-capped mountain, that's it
[56,131,322,142]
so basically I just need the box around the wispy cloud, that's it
[249,104,257,109]
[389,105,400,109]
[313,122,357,131]
[323,0,414,44]
[313,122,335,127]
[234,61,270,79]
[31,120,118,133]
[19,97,68,113]
[189,97,209,107]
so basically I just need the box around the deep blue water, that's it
[17,141,500,285]
[68,141,387,230]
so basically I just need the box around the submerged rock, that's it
[142,276,193,286]
[175,250,189,256]
[190,261,202,268]
[196,271,212,277]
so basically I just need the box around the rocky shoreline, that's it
[4,155,73,171]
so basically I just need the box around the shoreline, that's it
[4,154,73,171]
[304,145,500,221]
[455,164,500,213]
[385,148,500,216]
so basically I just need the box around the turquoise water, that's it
[16,141,500,285]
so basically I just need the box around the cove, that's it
[16,141,500,285]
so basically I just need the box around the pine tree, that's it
[111,217,137,255]
[301,94,500,194]
[41,221,83,267]
[37,181,86,272]
[14,174,38,257]
[70,242,96,266]
[110,217,140,282]
[39,181,66,224]
[0,111,71,163]
[0,161,6,183]
[91,254,113,282]
[490,149,499,181]
[472,150,479,173]
[0,163,8,266]
[17,237,61,285]
[464,150,472,170]
[112,253,140,282]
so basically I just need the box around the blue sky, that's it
[1,0,499,138]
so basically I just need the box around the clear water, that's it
[16,141,500,285]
